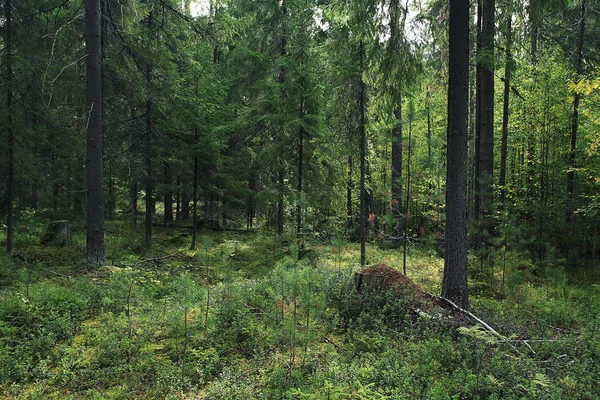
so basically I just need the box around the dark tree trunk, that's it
[6,0,14,253]
[107,166,114,220]
[499,15,512,209]
[191,128,199,250]
[391,102,403,238]
[359,40,367,266]
[145,11,154,248]
[164,160,173,225]
[478,0,495,216]
[130,108,138,224]
[131,181,138,224]
[468,12,476,222]
[31,184,38,210]
[176,175,181,220]
[276,2,287,236]
[347,155,354,232]
[442,0,470,310]
[85,0,106,263]
[403,97,414,275]
[181,188,190,220]
[474,0,482,222]
[566,0,586,223]
[277,170,284,235]
[297,95,305,247]
[247,170,256,229]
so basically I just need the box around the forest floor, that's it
[1,217,600,399]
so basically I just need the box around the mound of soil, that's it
[355,264,424,299]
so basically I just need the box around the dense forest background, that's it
[3,0,600,273]
[2,0,600,398]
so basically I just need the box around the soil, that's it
[357,264,425,299]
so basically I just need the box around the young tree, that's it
[85,0,106,264]
[566,0,586,223]
[442,0,470,309]
[5,0,14,253]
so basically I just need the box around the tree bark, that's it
[403,97,413,275]
[499,15,512,209]
[442,0,470,310]
[6,0,14,253]
[391,102,403,239]
[478,0,495,216]
[297,95,305,247]
[191,127,199,250]
[359,40,367,267]
[566,0,586,223]
[164,161,173,225]
[347,155,354,232]
[85,0,106,263]
[474,0,482,222]
[145,11,154,248]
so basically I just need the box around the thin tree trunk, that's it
[164,161,173,225]
[130,108,138,224]
[347,155,354,231]
[479,0,495,216]
[499,15,512,209]
[359,40,367,266]
[566,0,586,223]
[85,0,106,263]
[277,1,287,236]
[297,95,305,247]
[145,11,154,248]
[403,96,413,275]
[191,128,199,250]
[6,0,14,253]
[474,0,482,223]
[468,16,476,223]
[176,175,181,220]
[442,0,470,310]
[391,102,403,239]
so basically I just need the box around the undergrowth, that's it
[1,220,600,399]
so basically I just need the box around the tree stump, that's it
[41,220,71,246]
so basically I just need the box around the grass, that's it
[1,216,600,399]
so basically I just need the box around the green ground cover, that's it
[1,218,599,399]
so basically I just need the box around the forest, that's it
[2,0,600,398]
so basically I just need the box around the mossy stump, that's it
[41,220,71,246]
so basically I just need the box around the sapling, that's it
[202,235,214,332]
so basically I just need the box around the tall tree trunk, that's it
[6,0,14,253]
[297,95,305,247]
[474,0,482,222]
[391,102,403,239]
[145,11,154,248]
[499,15,513,209]
[277,170,284,235]
[130,108,138,224]
[403,96,414,275]
[479,0,495,216]
[359,40,367,266]
[164,161,173,225]
[468,16,476,223]
[176,175,181,221]
[347,155,354,232]
[191,127,199,250]
[85,0,106,263]
[566,0,586,223]
[277,1,287,236]
[442,0,470,310]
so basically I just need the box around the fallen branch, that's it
[40,267,72,278]
[426,292,523,355]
